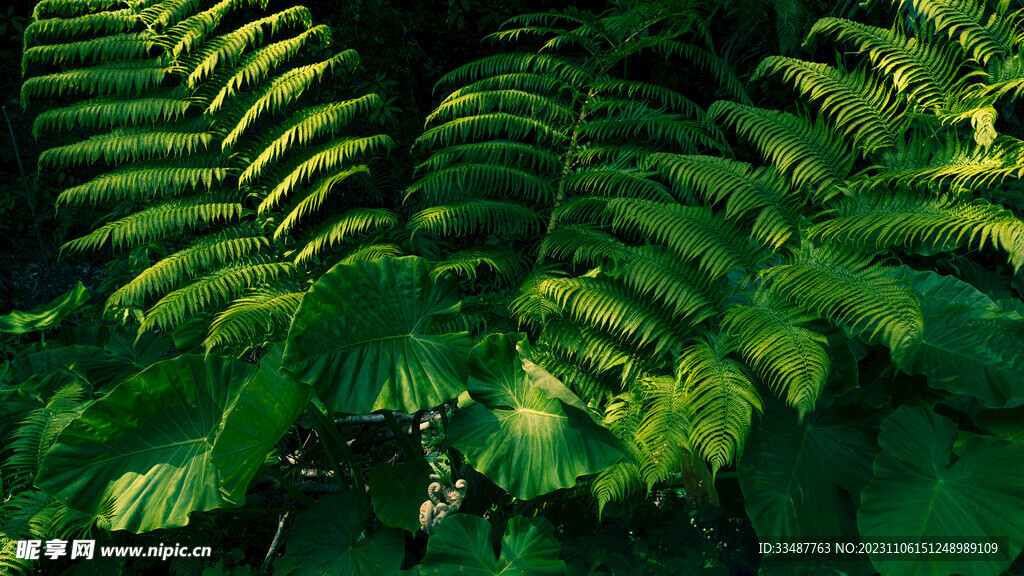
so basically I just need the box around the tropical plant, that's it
[414,0,1024,545]
[21,0,398,351]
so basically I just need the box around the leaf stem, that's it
[382,409,422,461]
[310,403,363,490]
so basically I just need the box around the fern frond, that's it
[710,101,852,200]
[273,165,371,240]
[138,0,201,29]
[106,225,268,310]
[415,113,565,149]
[678,334,761,478]
[429,248,532,284]
[31,91,192,136]
[540,225,631,266]
[24,8,137,47]
[538,319,638,380]
[589,79,705,119]
[765,244,923,358]
[805,17,967,110]
[864,135,1024,191]
[409,200,545,238]
[62,195,241,253]
[605,245,718,323]
[237,95,382,183]
[22,32,154,71]
[606,198,763,279]
[292,208,398,266]
[416,141,562,174]
[334,242,402,264]
[140,257,294,332]
[561,167,673,201]
[21,60,169,105]
[203,280,303,350]
[34,0,132,20]
[39,127,213,168]
[647,153,802,249]
[425,90,575,126]
[204,24,331,109]
[540,275,689,355]
[220,50,359,149]
[255,135,394,212]
[56,156,228,205]
[755,57,906,154]
[161,0,249,58]
[895,0,1017,63]
[185,5,313,87]
[406,163,556,203]
[808,191,1024,270]
[435,52,592,91]
[723,288,828,420]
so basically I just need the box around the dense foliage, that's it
[3,0,1024,575]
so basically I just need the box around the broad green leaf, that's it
[368,458,434,533]
[0,282,89,334]
[739,397,880,575]
[447,333,622,500]
[739,397,879,543]
[36,355,256,532]
[420,514,565,576]
[283,256,472,414]
[858,406,1024,576]
[212,345,312,503]
[898,269,1024,406]
[282,491,403,576]
[975,405,1024,445]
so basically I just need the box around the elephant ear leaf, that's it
[897,268,1024,407]
[213,344,313,504]
[283,256,473,414]
[36,354,305,532]
[279,491,404,576]
[858,406,1024,576]
[420,514,565,576]
[447,333,623,500]
[0,282,89,334]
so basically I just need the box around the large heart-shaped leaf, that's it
[739,397,880,575]
[420,514,565,576]
[447,334,622,500]
[281,491,403,576]
[36,354,285,532]
[368,458,434,533]
[212,345,312,503]
[283,256,472,414]
[739,397,879,542]
[0,282,89,334]
[898,269,1024,406]
[858,406,1024,576]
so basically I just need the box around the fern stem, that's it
[3,106,45,257]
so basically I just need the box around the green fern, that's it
[23,0,397,349]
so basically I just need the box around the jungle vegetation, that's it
[2,0,1024,574]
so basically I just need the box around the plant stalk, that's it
[310,403,363,490]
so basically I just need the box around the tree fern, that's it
[23,0,398,349]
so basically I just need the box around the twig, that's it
[257,511,291,576]
[3,106,45,256]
